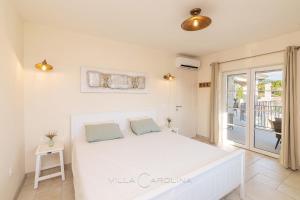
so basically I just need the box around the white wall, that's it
[23,23,184,172]
[197,30,300,164]
[0,0,24,199]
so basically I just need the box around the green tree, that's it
[236,85,244,101]
[257,81,265,98]
[271,80,282,97]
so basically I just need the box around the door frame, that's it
[249,65,283,158]
[222,65,283,158]
[222,70,251,149]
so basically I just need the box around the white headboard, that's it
[71,111,157,140]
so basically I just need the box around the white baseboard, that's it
[196,132,209,137]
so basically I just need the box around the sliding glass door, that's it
[223,71,249,148]
[223,66,283,157]
[250,68,283,156]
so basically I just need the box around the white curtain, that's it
[209,62,220,144]
[281,46,299,170]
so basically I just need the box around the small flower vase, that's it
[48,139,54,147]
[167,122,171,128]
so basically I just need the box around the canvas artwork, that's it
[81,67,148,93]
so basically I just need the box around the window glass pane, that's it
[254,70,283,154]
[225,73,247,145]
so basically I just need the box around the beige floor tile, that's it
[245,178,294,200]
[245,150,263,159]
[17,184,36,200]
[23,175,35,187]
[224,188,254,200]
[244,151,263,166]
[256,157,290,174]
[249,174,282,190]
[62,190,75,200]
[193,138,295,200]
[34,190,61,200]
[278,183,300,200]
[248,162,291,182]
[245,157,259,166]
[34,179,62,200]
[18,172,70,200]
[283,171,300,190]
[36,177,63,193]
[245,165,259,181]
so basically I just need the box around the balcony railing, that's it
[254,101,282,129]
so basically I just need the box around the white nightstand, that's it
[34,143,65,189]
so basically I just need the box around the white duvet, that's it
[72,132,231,200]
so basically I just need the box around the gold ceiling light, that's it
[163,73,175,80]
[35,59,53,71]
[181,8,211,31]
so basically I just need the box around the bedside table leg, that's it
[34,155,41,189]
[39,157,42,177]
[59,151,65,181]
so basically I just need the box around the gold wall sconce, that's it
[35,59,53,71]
[163,73,175,81]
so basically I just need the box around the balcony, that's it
[227,101,282,154]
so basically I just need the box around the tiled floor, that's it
[17,167,74,200]
[194,136,299,200]
[17,137,299,200]
[227,126,281,154]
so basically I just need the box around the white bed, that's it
[71,111,245,200]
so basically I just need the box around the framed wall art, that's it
[81,67,149,93]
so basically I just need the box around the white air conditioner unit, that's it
[175,57,200,70]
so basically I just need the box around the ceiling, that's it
[15,0,300,56]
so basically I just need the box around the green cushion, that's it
[130,118,161,135]
[85,123,123,143]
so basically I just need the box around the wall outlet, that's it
[8,167,13,177]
